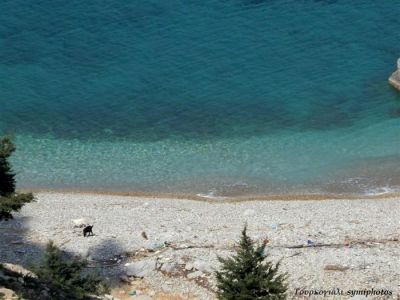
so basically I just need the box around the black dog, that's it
[83,225,94,237]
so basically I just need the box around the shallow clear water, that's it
[1,0,400,196]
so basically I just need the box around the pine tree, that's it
[215,226,287,300]
[0,136,34,220]
[33,241,108,299]
[0,136,16,196]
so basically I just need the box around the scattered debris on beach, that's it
[1,193,399,299]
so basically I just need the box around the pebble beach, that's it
[1,192,399,299]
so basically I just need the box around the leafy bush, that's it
[0,136,34,220]
[33,241,108,299]
[215,226,287,300]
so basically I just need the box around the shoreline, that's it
[17,187,400,202]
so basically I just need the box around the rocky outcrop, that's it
[389,58,400,91]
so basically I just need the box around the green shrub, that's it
[0,136,34,220]
[33,241,108,299]
[215,226,287,300]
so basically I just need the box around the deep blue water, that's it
[1,0,400,196]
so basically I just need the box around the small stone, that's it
[160,262,177,274]
[185,263,193,271]
[193,260,212,273]
[187,271,204,279]
[144,241,165,251]
[72,218,88,227]
[243,209,255,217]
[176,258,185,265]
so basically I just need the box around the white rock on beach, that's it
[185,262,194,271]
[125,260,156,278]
[2,263,37,279]
[187,271,204,279]
[193,260,213,273]
[160,262,177,274]
[243,208,255,217]
[72,218,88,227]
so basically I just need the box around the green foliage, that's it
[33,241,108,299]
[0,136,16,196]
[215,226,287,300]
[0,136,34,220]
[0,193,34,221]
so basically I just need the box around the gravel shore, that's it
[1,192,399,299]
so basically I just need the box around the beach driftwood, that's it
[283,237,399,249]
[324,264,350,272]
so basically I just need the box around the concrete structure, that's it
[389,58,400,91]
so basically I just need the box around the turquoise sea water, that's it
[1,1,400,197]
